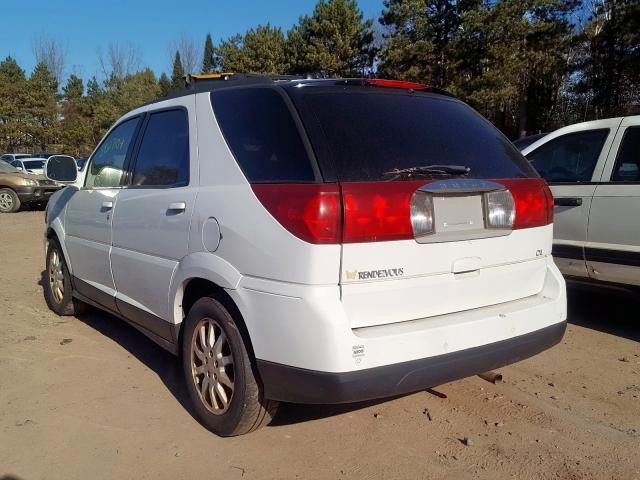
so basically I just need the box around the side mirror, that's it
[46,155,78,183]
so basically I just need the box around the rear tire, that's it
[181,296,278,436]
[0,188,20,213]
[44,239,89,316]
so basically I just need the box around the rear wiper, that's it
[383,164,471,179]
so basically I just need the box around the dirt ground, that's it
[1,211,639,480]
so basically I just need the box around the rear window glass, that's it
[211,88,316,183]
[286,87,537,182]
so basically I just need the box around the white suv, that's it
[43,74,567,436]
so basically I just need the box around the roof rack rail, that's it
[182,72,309,91]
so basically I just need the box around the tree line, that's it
[1,0,638,156]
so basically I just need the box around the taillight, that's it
[252,178,552,245]
[499,179,553,230]
[251,184,341,244]
[341,181,426,243]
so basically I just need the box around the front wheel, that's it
[43,239,88,316]
[0,188,20,213]
[181,296,278,436]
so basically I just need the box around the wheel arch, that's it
[44,220,73,275]
[169,253,251,355]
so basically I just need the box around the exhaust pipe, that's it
[478,371,503,384]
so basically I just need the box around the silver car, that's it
[522,116,640,289]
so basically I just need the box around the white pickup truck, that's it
[522,116,640,289]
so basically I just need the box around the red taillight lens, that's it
[366,79,430,90]
[251,184,341,244]
[499,179,553,230]
[341,181,426,243]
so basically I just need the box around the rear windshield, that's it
[286,87,537,182]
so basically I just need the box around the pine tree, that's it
[217,24,289,74]
[202,33,216,73]
[0,56,26,81]
[287,0,376,76]
[170,51,185,91]
[63,74,84,100]
[378,0,482,87]
[576,0,640,119]
[158,72,171,96]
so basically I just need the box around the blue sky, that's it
[3,0,385,82]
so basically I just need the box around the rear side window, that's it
[211,88,316,183]
[131,109,189,187]
[611,127,640,182]
[286,88,537,182]
[526,129,609,183]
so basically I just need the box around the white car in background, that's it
[1,153,32,164]
[10,158,47,175]
[522,115,640,289]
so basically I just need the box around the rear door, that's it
[287,86,553,329]
[586,120,640,286]
[110,102,196,335]
[525,124,619,277]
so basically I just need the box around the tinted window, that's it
[131,110,189,187]
[10,161,21,168]
[212,88,316,183]
[287,87,536,182]
[1,155,11,161]
[611,127,640,182]
[24,160,45,169]
[526,129,609,183]
[86,118,139,188]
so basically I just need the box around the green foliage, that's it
[575,0,640,119]
[0,0,637,155]
[171,51,184,91]
[158,72,171,97]
[202,33,217,73]
[63,74,84,100]
[218,24,289,74]
[287,0,376,76]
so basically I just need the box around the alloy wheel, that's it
[0,192,13,211]
[191,318,235,414]
[48,248,64,304]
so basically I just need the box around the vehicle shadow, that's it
[37,270,397,428]
[566,285,639,342]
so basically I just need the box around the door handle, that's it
[101,201,113,209]
[554,197,583,207]
[168,201,186,212]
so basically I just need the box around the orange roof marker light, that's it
[185,73,235,86]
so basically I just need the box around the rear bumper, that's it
[230,258,567,403]
[258,321,566,404]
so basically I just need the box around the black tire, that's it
[0,188,20,213]
[43,239,89,316]
[181,296,278,436]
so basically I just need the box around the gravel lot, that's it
[1,211,639,480]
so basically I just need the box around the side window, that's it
[10,160,21,168]
[131,109,189,187]
[86,118,139,188]
[211,88,316,183]
[526,129,609,183]
[611,127,640,182]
